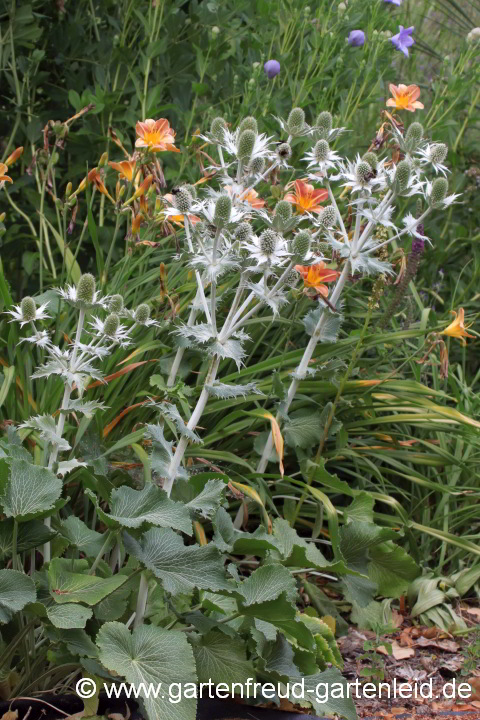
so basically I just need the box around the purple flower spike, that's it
[264,60,280,79]
[384,0,403,5]
[348,30,366,47]
[391,25,415,57]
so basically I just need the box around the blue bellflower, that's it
[348,30,366,47]
[391,25,415,56]
[264,60,280,79]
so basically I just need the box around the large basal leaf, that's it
[273,519,349,575]
[241,595,315,651]
[213,507,278,555]
[368,541,420,598]
[0,569,36,623]
[97,622,197,720]
[47,603,93,629]
[238,564,297,606]
[184,479,226,519]
[0,518,56,559]
[304,667,356,720]
[123,528,231,596]
[48,558,128,605]
[148,424,188,480]
[60,516,108,557]
[88,485,192,535]
[192,630,253,686]
[0,459,62,520]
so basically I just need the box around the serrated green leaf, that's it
[344,493,375,524]
[238,564,297,606]
[123,528,231,595]
[273,518,349,575]
[0,459,63,520]
[192,631,253,685]
[0,518,56,559]
[97,622,197,720]
[368,541,420,598]
[47,603,93,629]
[284,412,323,449]
[48,558,128,605]
[60,516,107,557]
[0,569,37,623]
[306,667,356,720]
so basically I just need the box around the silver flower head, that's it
[90,316,131,347]
[7,300,50,327]
[416,144,450,177]
[243,231,290,269]
[57,284,111,311]
[303,143,341,177]
[219,127,275,164]
[18,329,52,347]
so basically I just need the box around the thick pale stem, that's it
[163,356,221,495]
[133,573,149,629]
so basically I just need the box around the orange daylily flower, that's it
[0,163,13,186]
[131,213,144,235]
[5,146,23,167]
[441,308,474,346]
[386,84,424,112]
[284,179,328,214]
[295,262,339,298]
[109,160,137,182]
[87,168,115,203]
[230,185,265,209]
[135,118,180,153]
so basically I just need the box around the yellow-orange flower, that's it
[0,163,13,186]
[5,146,23,167]
[109,160,137,182]
[231,186,265,209]
[441,308,474,346]
[135,119,180,153]
[284,179,328,214]
[295,262,339,298]
[386,84,424,112]
[87,168,115,203]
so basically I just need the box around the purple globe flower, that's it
[348,30,366,47]
[264,60,281,79]
[391,25,415,56]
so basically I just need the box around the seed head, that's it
[429,177,448,207]
[103,313,120,337]
[274,200,293,224]
[238,116,258,135]
[395,159,411,191]
[276,142,292,161]
[135,303,151,324]
[293,230,311,259]
[356,160,372,184]
[314,139,330,163]
[319,205,336,229]
[430,143,448,164]
[287,107,305,135]
[362,151,378,170]
[183,183,197,200]
[76,273,96,305]
[237,129,256,161]
[235,222,252,242]
[315,111,333,138]
[285,268,300,286]
[175,187,194,214]
[259,229,278,257]
[248,156,265,175]
[211,117,227,142]
[109,294,124,313]
[214,195,232,227]
[405,121,424,151]
[21,296,36,322]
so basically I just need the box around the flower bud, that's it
[274,200,293,224]
[405,121,424,151]
[175,187,194,214]
[135,303,151,324]
[21,296,36,322]
[429,177,448,207]
[211,25,220,36]
[287,107,305,135]
[103,313,120,337]
[395,159,411,191]
[316,111,333,137]
[430,143,448,164]
[5,146,23,167]
[99,152,108,167]
[235,222,252,242]
[319,205,336,228]
[211,117,227,142]
[238,116,258,135]
[248,156,265,175]
[276,142,292,161]
[110,294,124,313]
[237,129,256,161]
[293,230,311,259]
[214,195,232,227]
[362,151,378,170]
[356,160,372,184]
[65,181,73,198]
[76,273,96,305]
[259,229,278,256]
[314,139,330,163]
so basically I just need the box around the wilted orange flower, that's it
[131,213,144,235]
[0,163,13,186]
[87,168,115,203]
[441,308,474,346]
[386,84,424,112]
[109,160,137,182]
[295,262,339,298]
[5,146,23,167]
[135,119,180,153]
[284,179,328,214]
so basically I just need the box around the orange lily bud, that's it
[5,146,24,167]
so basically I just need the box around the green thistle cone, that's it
[238,116,258,134]
[405,122,424,151]
[237,129,256,161]
[315,111,332,138]
[429,177,448,207]
[214,195,232,227]
[293,230,311,259]
[395,160,411,192]
[211,117,227,142]
[259,229,278,256]
[362,151,378,170]
[274,200,293,224]
[277,142,292,161]
[135,304,150,324]
[109,294,124,313]
[77,273,96,305]
[235,222,252,242]
[287,107,305,135]
[21,297,36,322]
[175,187,193,214]
[356,160,372,184]
[319,205,336,229]
[104,313,120,337]
[314,139,330,163]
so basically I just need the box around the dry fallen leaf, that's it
[414,636,459,652]
[465,607,480,619]
[377,640,415,660]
